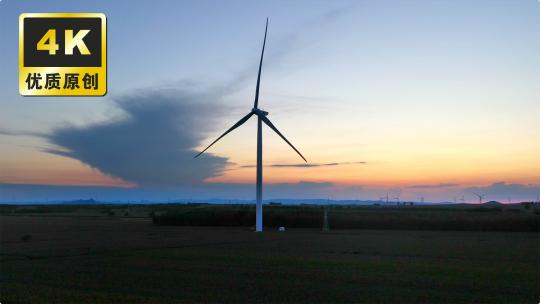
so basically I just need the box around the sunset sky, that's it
[1,0,539,203]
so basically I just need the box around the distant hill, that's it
[61,198,99,205]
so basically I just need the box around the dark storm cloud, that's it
[43,89,230,186]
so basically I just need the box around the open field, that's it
[1,215,538,303]
[1,203,539,232]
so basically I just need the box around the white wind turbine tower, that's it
[195,19,307,232]
[394,190,401,206]
[473,192,486,204]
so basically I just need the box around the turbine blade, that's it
[260,115,307,162]
[194,112,254,158]
[253,18,268,109]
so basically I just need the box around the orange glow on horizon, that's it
[0,147,134,187]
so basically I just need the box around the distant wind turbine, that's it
[380,193,389,205]
[195,19,307,232]
[394,190,401,206]
[322,204,330,232]
[473,192,486,204]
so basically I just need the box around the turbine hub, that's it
[252,108,269,116]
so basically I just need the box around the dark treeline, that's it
[152,204,540,232]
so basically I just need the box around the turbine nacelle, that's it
[252,108,269,116]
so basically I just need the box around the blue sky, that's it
[1,0,539,203]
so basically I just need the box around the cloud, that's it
[43,89,230,186]
[270,163,340,168]
[464,182,540,201]
[407,183,460,189]
[240,161,366,168]
[0,128,44,137]
[4,180,539,203]
[218,5,354,96]
[0,180,353,202]
[8,7,354,189]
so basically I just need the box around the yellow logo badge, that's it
[19,13,107,96]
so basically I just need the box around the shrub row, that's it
[152,206,540,232]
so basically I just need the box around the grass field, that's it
[1,214,538,303]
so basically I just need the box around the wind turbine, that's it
[380,193,389,205]
[473,192,486,204]
[394,190,401,206]
[194,19,307,232]
[322,203,330,232]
